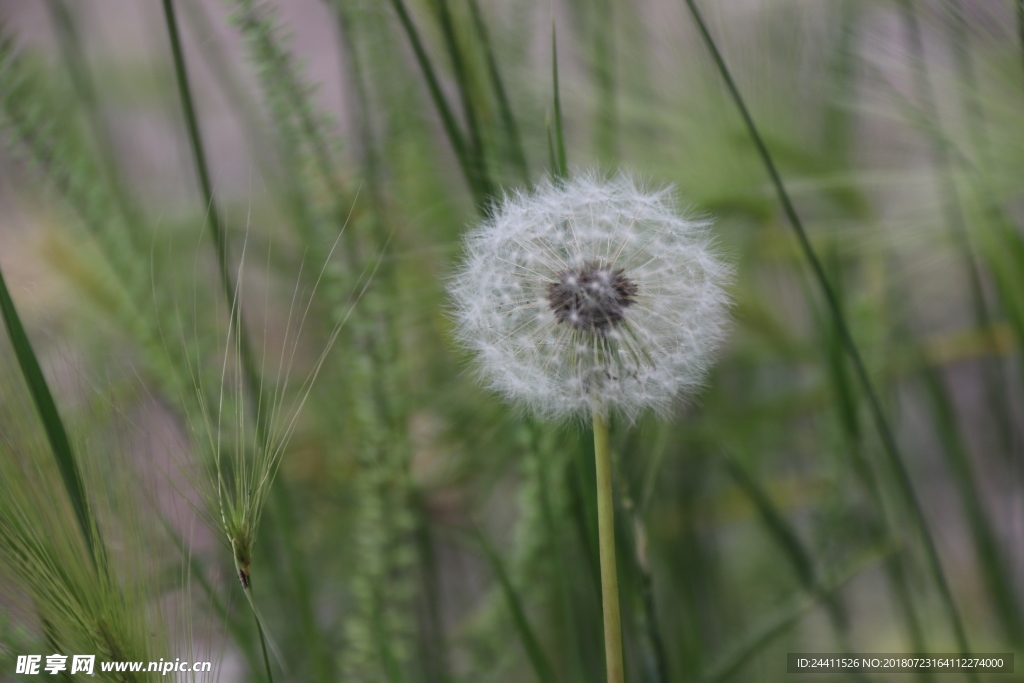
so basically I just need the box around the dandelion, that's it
[450,171,731,423]
[449,171,731,683]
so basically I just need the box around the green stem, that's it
[593,407,624,683]
[161,0,269,444]
[244,585,275,683]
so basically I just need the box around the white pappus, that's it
[449,171,732,422]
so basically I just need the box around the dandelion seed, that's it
[449,171,732,422]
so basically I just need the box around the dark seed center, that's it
[547,261,638,332]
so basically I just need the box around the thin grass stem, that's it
[813,255,934,683]
[569,440,603,600]
[698,548,891,683]
[723,455,871,683]
[161,0,268,444]
[413,508,451,683]
[247,587,276,683]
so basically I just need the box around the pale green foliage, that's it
[0,384,168,682]
[3,1,1024,682]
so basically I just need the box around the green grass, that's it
[2,0,1024,681]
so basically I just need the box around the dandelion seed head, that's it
[449,171,733,422]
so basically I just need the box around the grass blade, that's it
[0,261,96,561]
[546,113,558,181]
[387,0,486,206]
[531,429,588,683]
[617,464,670,683]
[552,19,567,179]
[590,0,615,160]
[466,0,529,184]
[723,457,829,608]
[161,0,267,438]
[811,254,934,681]
[268,483,333,681]
[413,511,452,683]
[473,525,556,683]
[917,364,1024,644]
[431,0,493,199]
[699,593,812,683]
[1019,0,1024,78]
[723,455,878,683]
[698,548,889,683]
[679,0,975,667]
[897,0,1018,473]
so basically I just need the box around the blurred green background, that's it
[1,0,1024,681]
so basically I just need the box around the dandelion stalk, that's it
[450,172,731,681]
[592,406,624,683]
